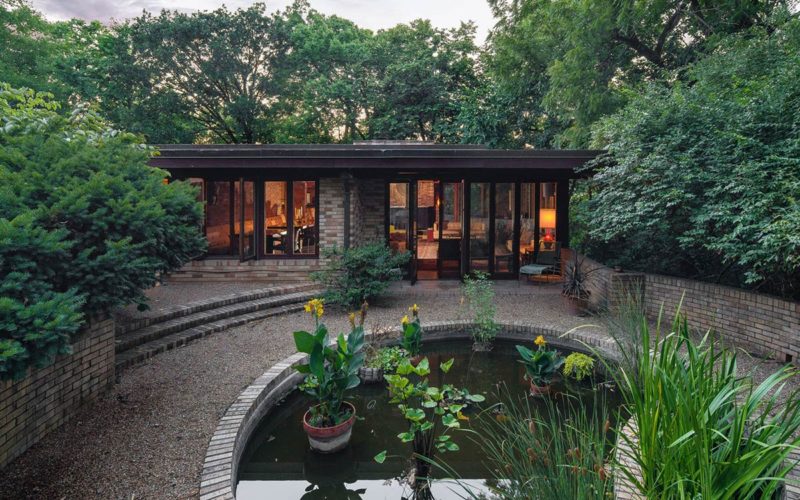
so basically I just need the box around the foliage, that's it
[562,352,595,382]
[516,336,565,387]
[0,85,205,380]
[561,252,599,301]
[312,243,410,310]
[465,392,613,499]
[400,305,423,357]
[364,345,408,372]
[584,17,800,299]
[610,305,800,498]
[461,271,500,345]
[293,299,366,427]
[485,0,792,146]
[377,355,485,493]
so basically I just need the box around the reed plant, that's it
[610,304,800,499]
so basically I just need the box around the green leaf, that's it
[440,358,454,374]
[293,330,316,354]
[398,432,415,443]
[374,450,387,464]
[442,413,460,428]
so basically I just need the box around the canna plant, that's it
[516,335,565,389]
[401,304,423,356]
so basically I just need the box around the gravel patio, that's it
[0,281,795,499]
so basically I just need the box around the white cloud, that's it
[30,0,496,43]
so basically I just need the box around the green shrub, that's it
[311,243,410,310]
[563,352,595,381]
[610,305,800,498]
[0,86,205,380]
[461,271,499,344]
[364,345,408,371]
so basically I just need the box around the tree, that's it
[0,85,206,379]
[582,15,800,299]
[485,0,793,146]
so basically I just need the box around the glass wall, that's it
[264,181,288,255]
[469,182,490,272]
[539,182,557,250]
[206,181,232,255]
[388,182,409,253]
[293,181,317,255]
[234,181,255,259]
[494,183,515,274]
[520,183,536,266]
[440,182,463,277]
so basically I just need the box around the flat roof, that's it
[150,144,603,174]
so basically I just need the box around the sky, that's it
[29,0,497,43]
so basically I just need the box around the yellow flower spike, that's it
[534,335,546,347]
[401,315,409,326]
[304,303,312,313]
[348,312,356,328]
[410,303,419,316]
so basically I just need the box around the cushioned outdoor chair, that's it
[519,242,562,284]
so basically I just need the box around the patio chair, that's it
[519,242,562,284]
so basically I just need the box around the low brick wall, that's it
[0,317,115,468]
[579,252,799,363]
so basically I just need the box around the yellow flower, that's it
[409,303,419,316]
[348,312,356,327]
[457,410,470,421]
[305,298,324,319]
[534,335,546,347]
[401,315,409,326]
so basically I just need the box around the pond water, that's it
[237,340,621,500]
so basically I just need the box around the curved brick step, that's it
[115,302,305,374]
[115,290,319,354]
[116,283,318,336]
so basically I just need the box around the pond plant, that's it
[461,271,500,351]
[563,352,595,382]
[360,345,409,383]
[292,298,366,453]
[516,335,565,395]
[375,355,485,498]
[401,304,423,358]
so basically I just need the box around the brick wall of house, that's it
[0,317,115,468]
[354,178,385,245]
[580,252,799,363]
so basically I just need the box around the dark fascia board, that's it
[153,143,604,160]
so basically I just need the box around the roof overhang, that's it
[149,144,603,177]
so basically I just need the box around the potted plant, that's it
[461,271,500,351]
[516,335,565,395]
[561,252,598,316]
[360,345,409,383]
[293,299,366,453]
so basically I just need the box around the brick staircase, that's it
[114,283,320,374]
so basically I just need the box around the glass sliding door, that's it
[293,181,317,255]
[493,183,515,274]
[469,182,490,273]
[388,182,410,254]
[520,183,536,266]
[264,181,288,255]
[235,179,256,261]
[439,182,463,278]
[206,181,234,255]
[415,180,437,279]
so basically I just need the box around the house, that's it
[150,141,600,282]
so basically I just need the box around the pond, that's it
[236,340,621,500]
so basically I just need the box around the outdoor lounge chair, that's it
[519,242,561,283]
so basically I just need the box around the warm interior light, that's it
[539,208,556,229]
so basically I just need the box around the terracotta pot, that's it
[358,366,384,384]
[302,402,356,453]
[529,380,552,396]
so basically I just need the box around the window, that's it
[520,183,536,266]
[469,182,490,272]
[539,182,557,250]
[494,183,515,273]
[264,180,317,257]
[388,182,409,253]
[207,181,233,255]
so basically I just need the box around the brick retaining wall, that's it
[0,317,115,468]
[579,251,799,363]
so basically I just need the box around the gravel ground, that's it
[0,281,797,499]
